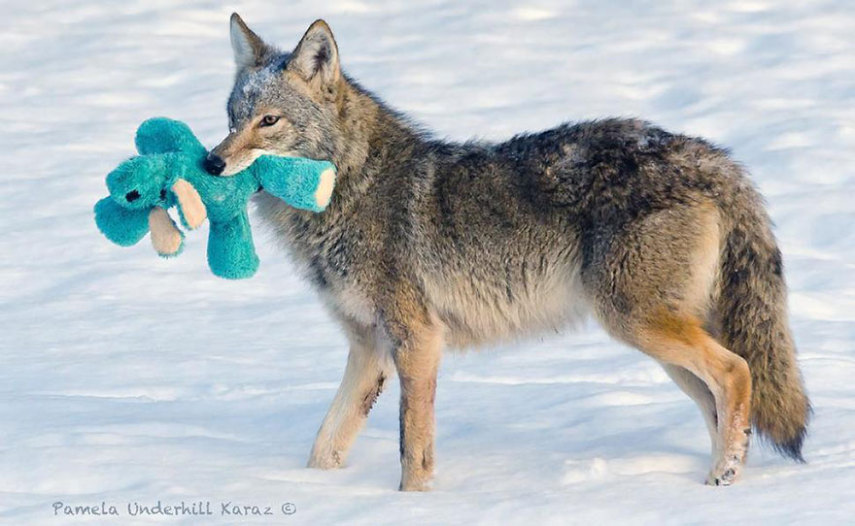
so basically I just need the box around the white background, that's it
[1,1,853,524]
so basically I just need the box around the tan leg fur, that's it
[308,326,392,469]
[636,313,752,485]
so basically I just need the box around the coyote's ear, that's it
[287,20,341,88]
[230,13,267,69]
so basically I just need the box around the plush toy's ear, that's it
[148,207,184,257]
[172,179,207,229]
[135,118,207,157]
[94,197,151,246]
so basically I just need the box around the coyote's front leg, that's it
[385,298,443,491]
[308,325,392,469]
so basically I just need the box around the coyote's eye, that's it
[260,115,280,127]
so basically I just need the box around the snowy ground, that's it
[2,0,854,524]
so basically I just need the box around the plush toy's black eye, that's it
[125,190,140,202]
[260,115,280,127]
[160,189,167,200]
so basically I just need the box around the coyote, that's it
[206,13,810,490]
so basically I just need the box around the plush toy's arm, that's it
[252,156,336,212]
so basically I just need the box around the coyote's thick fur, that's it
[207,14,810,490]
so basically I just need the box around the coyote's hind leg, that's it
[636,315,752,486]
[661,364,720,459]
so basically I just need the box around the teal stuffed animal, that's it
[95,117,335,279]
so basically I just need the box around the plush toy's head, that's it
[105,156,173,210]
[95,118,208,256]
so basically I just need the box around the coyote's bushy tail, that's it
[717,190,811,461]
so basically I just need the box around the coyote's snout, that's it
[218,12,810,491]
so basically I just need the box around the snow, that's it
[1,0,854,524]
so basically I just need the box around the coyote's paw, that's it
[307,449,343,470]
[705,455,743,486]
[398,476,433,492]
[706,427,750,486]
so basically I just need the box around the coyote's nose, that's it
[204,153,226,175]
[125,190,140,202]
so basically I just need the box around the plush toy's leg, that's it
[314,167,336,209]
[148,207,184,257]
[254,157,336,212]
[207,211,259,279]
[134,117,206,157]
[94,197,151,247]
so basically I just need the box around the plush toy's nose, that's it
[204,153,226,175]
[125,190,141,202]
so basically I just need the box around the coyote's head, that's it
[206,14,346,176]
